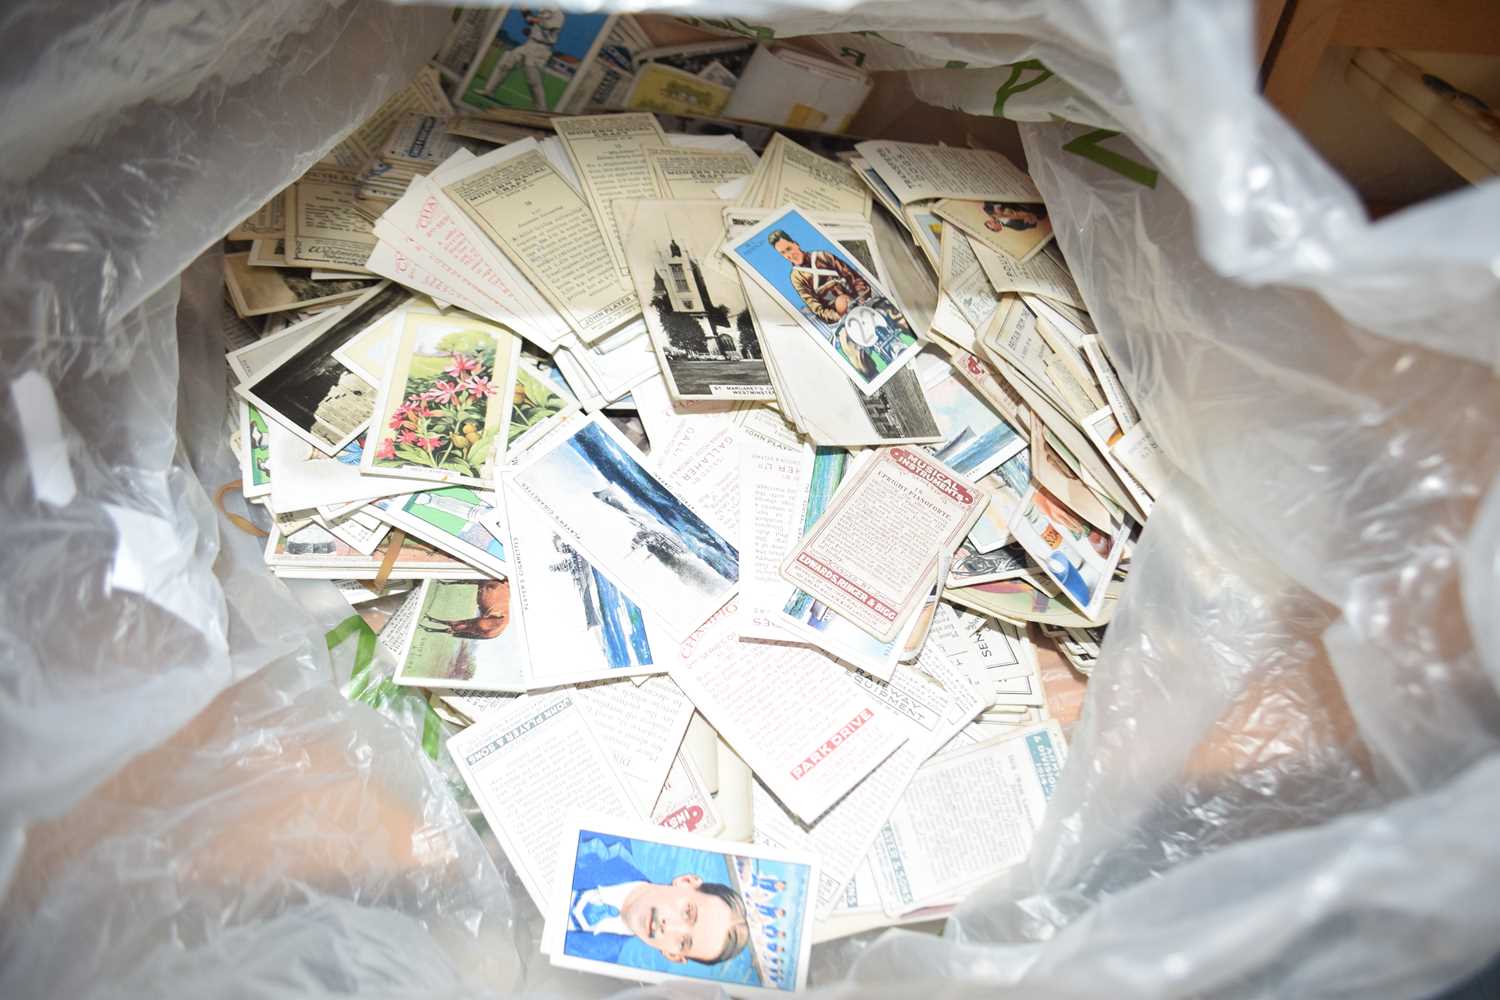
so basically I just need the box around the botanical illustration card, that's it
[362,310,520,487]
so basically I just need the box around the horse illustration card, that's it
[360,310,521,488]
[391,578,531,691]
[723,205,923,397]
[504,412,739,642]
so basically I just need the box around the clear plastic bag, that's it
[2,2,1496,997]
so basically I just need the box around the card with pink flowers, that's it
[361,310,521,487]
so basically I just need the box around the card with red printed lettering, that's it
[779,446,987,641]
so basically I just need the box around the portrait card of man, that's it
[545,813,816,995]
[724,205,924,398]
[932,197,1054,265]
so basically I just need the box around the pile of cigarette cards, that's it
[220,41,1166,996]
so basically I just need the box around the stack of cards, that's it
[217,54,1179,992]
[444,10,869,129]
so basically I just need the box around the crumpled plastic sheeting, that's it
[0,0,447,819]
[1,0,1498,997]
[0,0,513,993]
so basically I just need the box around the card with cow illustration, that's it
[392,578,531,691]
